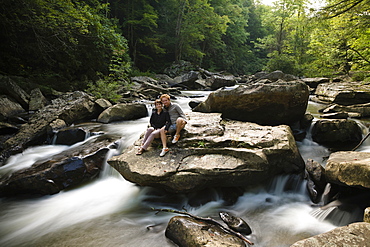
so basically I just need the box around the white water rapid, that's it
[0,93,364,247]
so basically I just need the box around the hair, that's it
[160,94,170,101]
[154,99,162,105]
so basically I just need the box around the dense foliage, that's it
[0,0,130,91]
[0,0,369,92]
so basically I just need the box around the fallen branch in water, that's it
[352,131,370,151]
[152,208,254,245]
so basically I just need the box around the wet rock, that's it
[165,216,246,247]
[305,159,326,203]
[311,119,362,149]
[193,80,309,126]
[219,211,252,235]
[313,82,370,105]
[54,127,87,145]
[97,103,147,123]
[108,112,304,193]
[291,222,370,247]
[0,91,100,165]
[325,151,370,189]
[0,134,118,197]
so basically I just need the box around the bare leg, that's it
[175,118,186,136]
[160,128,167,149]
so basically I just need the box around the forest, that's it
[0,0,369,94]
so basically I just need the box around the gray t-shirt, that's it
[164,103,187,124]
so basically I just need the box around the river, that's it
[0,92,366,247]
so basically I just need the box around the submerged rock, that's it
[108,112,304,193]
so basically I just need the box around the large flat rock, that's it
[326,151,370,189]
[108,112,304,193]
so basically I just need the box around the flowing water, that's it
[0,93,365,247]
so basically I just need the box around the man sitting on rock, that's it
[160,94,187,143]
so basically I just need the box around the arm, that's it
[174,104,187,121]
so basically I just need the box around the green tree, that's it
[0,0,130,90]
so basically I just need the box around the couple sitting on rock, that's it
[136,94,187,157]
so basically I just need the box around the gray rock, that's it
[97,103,147,123]
[95,98,112,110]
[207,74,236,90]
[193,80,309,126]
[291,222,370,247]
[29,88,47,111]
[108,112,304,193]
[165,216,246,247]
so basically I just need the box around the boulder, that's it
[301,77,330,90]
[165,216,246,247]
[108,112,305,193]
[0,134,118,197]
[311,119,362,149]
[95,98,112,110]
[97,103,147,123]
[173,71,202,89]
[29,88,47,111]
[54,127,88,145]
[207,74,236,90]
[325,151,370,189]
[193,80,309,126]
[313,82,370,105]
[137,81,172,99]
[291,222,370,247]
[0,95,25,121]
[0,75,29,110]
[305,159,327,203]
[1,91,100,165]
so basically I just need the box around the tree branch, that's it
[152,208,254,246]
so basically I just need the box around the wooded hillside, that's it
[0,0,369,91]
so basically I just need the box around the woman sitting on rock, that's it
[136,99,171,157]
